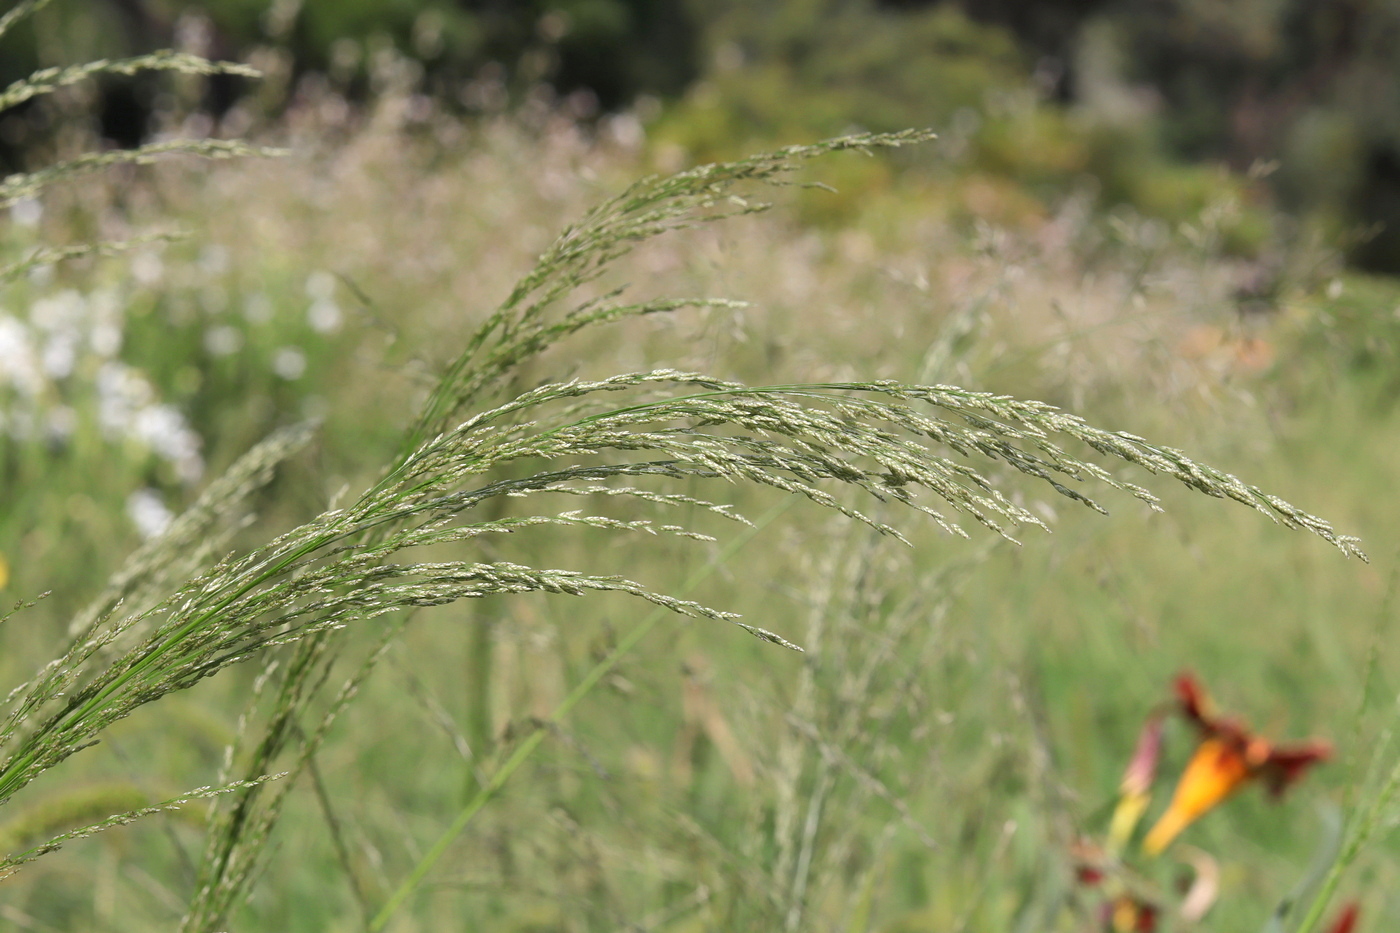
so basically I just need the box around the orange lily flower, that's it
[1143,673,1330,855]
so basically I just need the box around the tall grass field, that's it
[1,10,1398,930]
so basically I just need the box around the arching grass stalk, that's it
[180,130,940,929]
[368,499,796,930]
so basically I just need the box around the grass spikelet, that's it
[0,0,53,41]
[0,775,285,879]
[0,50,263,112]
[0,140,287,209]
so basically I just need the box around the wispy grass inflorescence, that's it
[404,128,936,453]
[0,231,184,285]
[0,139,286,209]
[0,0,50,40]
[0,50,262,113]
[181,128,945,928]
[0,775,282,880]
[0,424,314,761]
[7,335,1354,897]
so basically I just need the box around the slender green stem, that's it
[463,615,496,800]
[1294,754,1400,933]
[1292,556,1400,933]
[368,500,793,930]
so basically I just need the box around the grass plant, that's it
[0,11,1391,929]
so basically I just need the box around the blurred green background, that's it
[6,0,1400,267]
[3,1,1400,930]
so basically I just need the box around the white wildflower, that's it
[307,298,341,333]
[243,292,273,324]
[31,289,85,333]
[305,270,336,300]
[126,488,173,540]
[204,325,243,356]
[96,362,154,433]
[10,197,41,227]
[132,251,165,286]
[134,404,204,481]
[273,346,306,380]
[40,333,77,379]
[0,315,42,396]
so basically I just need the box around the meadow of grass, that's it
[2,76,1399,932]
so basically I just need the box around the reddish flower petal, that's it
[1106,895,1158,932]
[1325,903,1359,933]
[1170,672,1329,795]
[1173,672,1262,744]
[1123,713,1165,798]
[1259,740,1331,796]
[1077,865,1105,886]
[1174,672,1213,729]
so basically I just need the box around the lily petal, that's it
[1143,737,1250,854]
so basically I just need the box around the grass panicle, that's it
[185,128,944,930]
[0,0,53,41]
[405,129,937,453]
[0,19,283,365]
[0,139,287,210]
[0,231,185,285]
[0,50,262,113]
[0,774,284,879]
